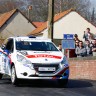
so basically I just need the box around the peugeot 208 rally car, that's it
[0,36,69,86]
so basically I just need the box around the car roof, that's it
[8,36,52,42]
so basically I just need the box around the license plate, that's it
[38,67,55,71]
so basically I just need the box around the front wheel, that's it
[11,66,19,85]
[0,73,3,79]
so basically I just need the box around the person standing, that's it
[58,44,62,51]
[83,28,93,41]
[92,39,96,56]
[74,34,80,42]
[75,41,79,57]
[75,41,87,57]
[85,40,92,56]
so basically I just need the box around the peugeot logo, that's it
[45,59,48,61]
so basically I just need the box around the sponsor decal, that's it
[26,54,62,59]
[45,59,48,61]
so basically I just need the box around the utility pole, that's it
[28,5,32,20]
[60,0,62,13]
[48,0,54,42]
[91,7,95,23]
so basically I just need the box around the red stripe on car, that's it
[26,54,62,59]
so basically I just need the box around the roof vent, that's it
[28,36,36,38]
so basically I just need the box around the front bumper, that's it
[15,62,69,79]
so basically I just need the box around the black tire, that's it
[58,79,68,87]
[11,66,19,86]
[0,73,3,79]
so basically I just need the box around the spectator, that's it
[75,40,79,47]
[75,41,79,57]
[75,41,87,57]
[94,33,96,39]
[85,40,92,56]
[74,34,80,42]
[83,28,93,41]
[58,44,62,51]
[92,39,96,56]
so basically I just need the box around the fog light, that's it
[23,72,28,76]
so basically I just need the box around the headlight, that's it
[17,54,32,64]
[17,54,34,69]
[61,56,68,65]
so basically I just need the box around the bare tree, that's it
[0,0,95,25]
[0,0,25,13]
[54,0,91,16]
[23,0,48,21]
[91,7,95,22]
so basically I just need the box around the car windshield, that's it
[16,41,58,51]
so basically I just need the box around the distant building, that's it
[0,9,36,40]
[28,9,96,46]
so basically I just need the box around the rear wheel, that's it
[58,79,68,87]
[0,73,3,79]
[11,66,19,85]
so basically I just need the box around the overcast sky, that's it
[90,0,96,7]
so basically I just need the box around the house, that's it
[28,9,96,46]
[0,9,36,41]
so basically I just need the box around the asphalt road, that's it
[0,77,96,96]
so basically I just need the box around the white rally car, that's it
[0,36,69,85]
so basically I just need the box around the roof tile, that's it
[32,22,45,28]
[0,9,16,28]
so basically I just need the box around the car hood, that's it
[18,51,64,64]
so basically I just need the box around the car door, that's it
[0,50,10,74]
[4,39,14,75]
[0,51,4,73]
[0,39,13,75]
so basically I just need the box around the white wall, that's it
[40,11,96,41]
[42,29,48,38]
[0,12,36,39]
[53,11,96,41]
